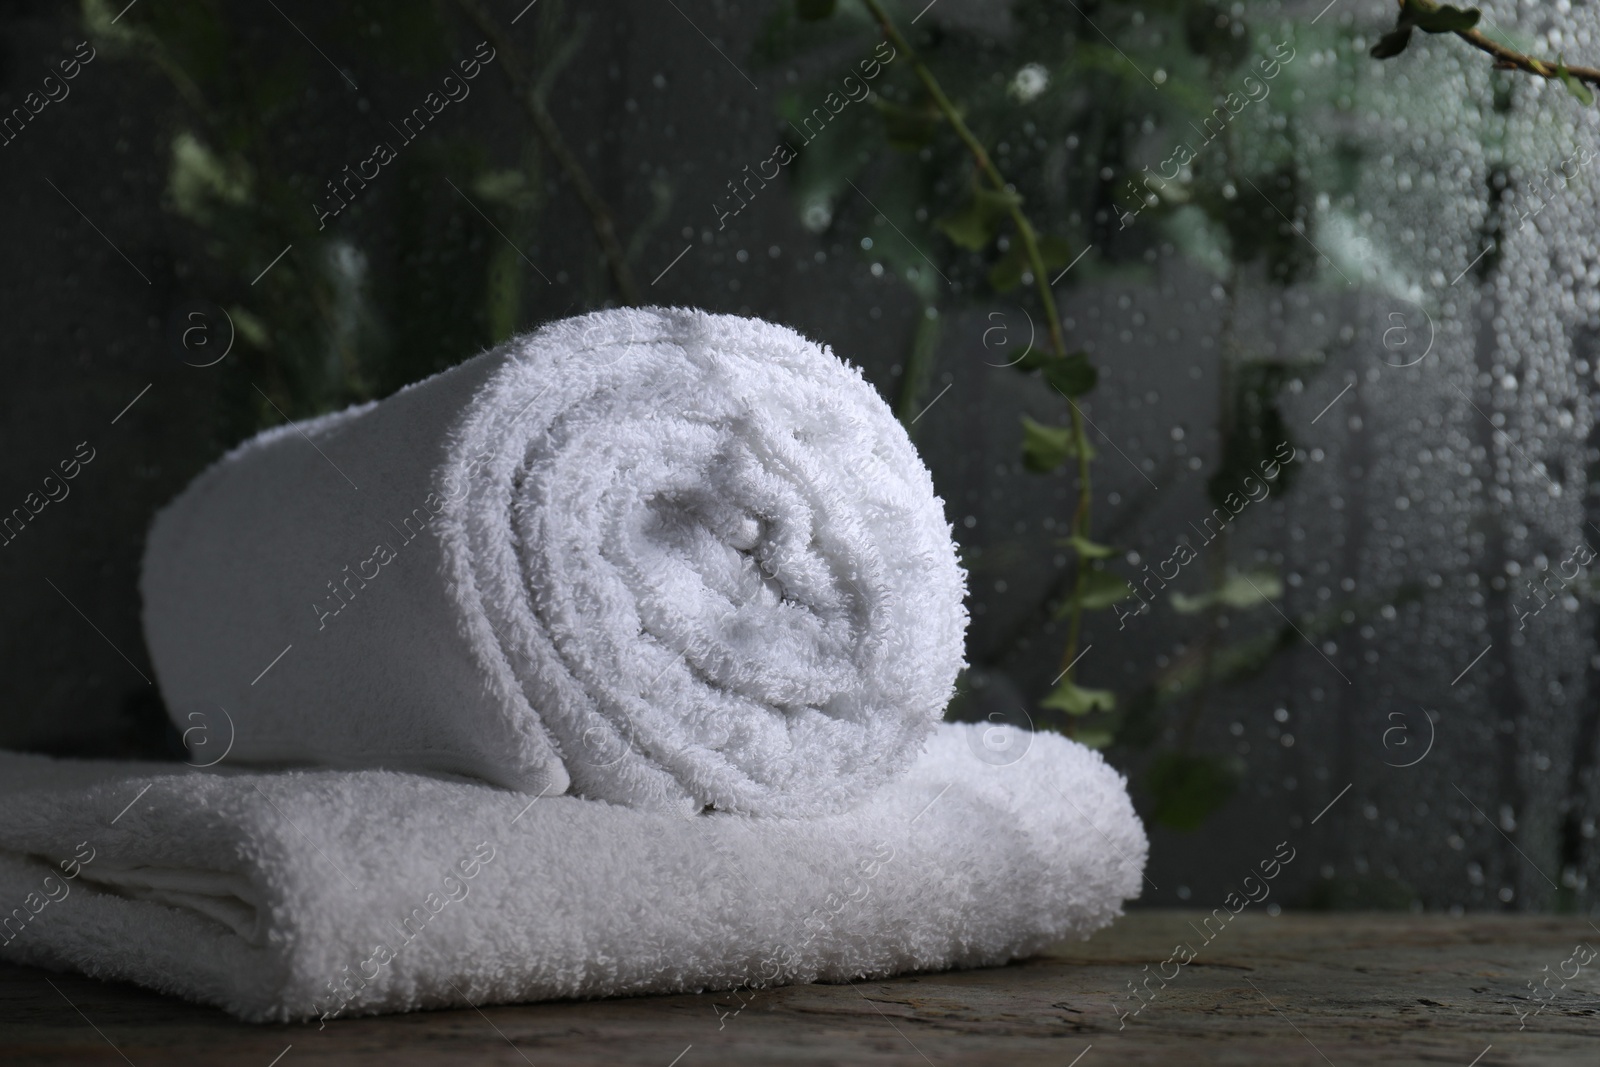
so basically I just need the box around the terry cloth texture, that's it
[141,308,968,816]
[0,724,1146,1023]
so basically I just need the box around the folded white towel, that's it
[0,724,1145,1023]
[142,308,967,816]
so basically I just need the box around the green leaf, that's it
[1020,415,1076,473]
[936,187,1021,251]
[1043,352,1098,398]
[1369,27,1413,58]
[472,168,537,209]
[1373,0,1478,56]
[168,132,253,225]
[1146,752,1241,831]
[1011,345,1050,372]
[988,244,1028,292]
[1558,64,1595,106]
[795,0,836,19]
[1170,570,1283,614]
[988,235,1074,292]
[781,85,877,235]
[1035,235,1074,268]
[937,202,995,251]
[874,98,942,151]
[1403,0,1481,33]
[1041,679,1117,716]
[1079,568,1136,610]
[1067,535,1116,559]
[1418,6,1480,32]
[1074,728,1117,749]
[228,305,270,349]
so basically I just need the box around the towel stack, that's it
[0,308,1146,1022]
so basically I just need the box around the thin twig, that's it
[454,0,642,304]
[1455,27,1600,87]
[859,0,1096,693]
[1389,0,1600,89]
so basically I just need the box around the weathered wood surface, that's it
[2,911,1597,1064]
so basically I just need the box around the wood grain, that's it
[2,911,1597,1065]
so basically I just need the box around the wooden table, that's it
[3,911,1597,1064]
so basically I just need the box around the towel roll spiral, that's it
[143,308,967,815]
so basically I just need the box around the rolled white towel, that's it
[0,724,1146,1022]
[142,308,967,815]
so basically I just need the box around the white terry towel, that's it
[0,724,1146,1023]
[142,308,968,817]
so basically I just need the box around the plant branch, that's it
[453,0,642,305]
[975,457,1177,671]
[859,0,1096,696]
[1379,0,1600,88]
[1455,27,1600,87]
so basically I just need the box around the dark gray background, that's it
[2,0,1596,916]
